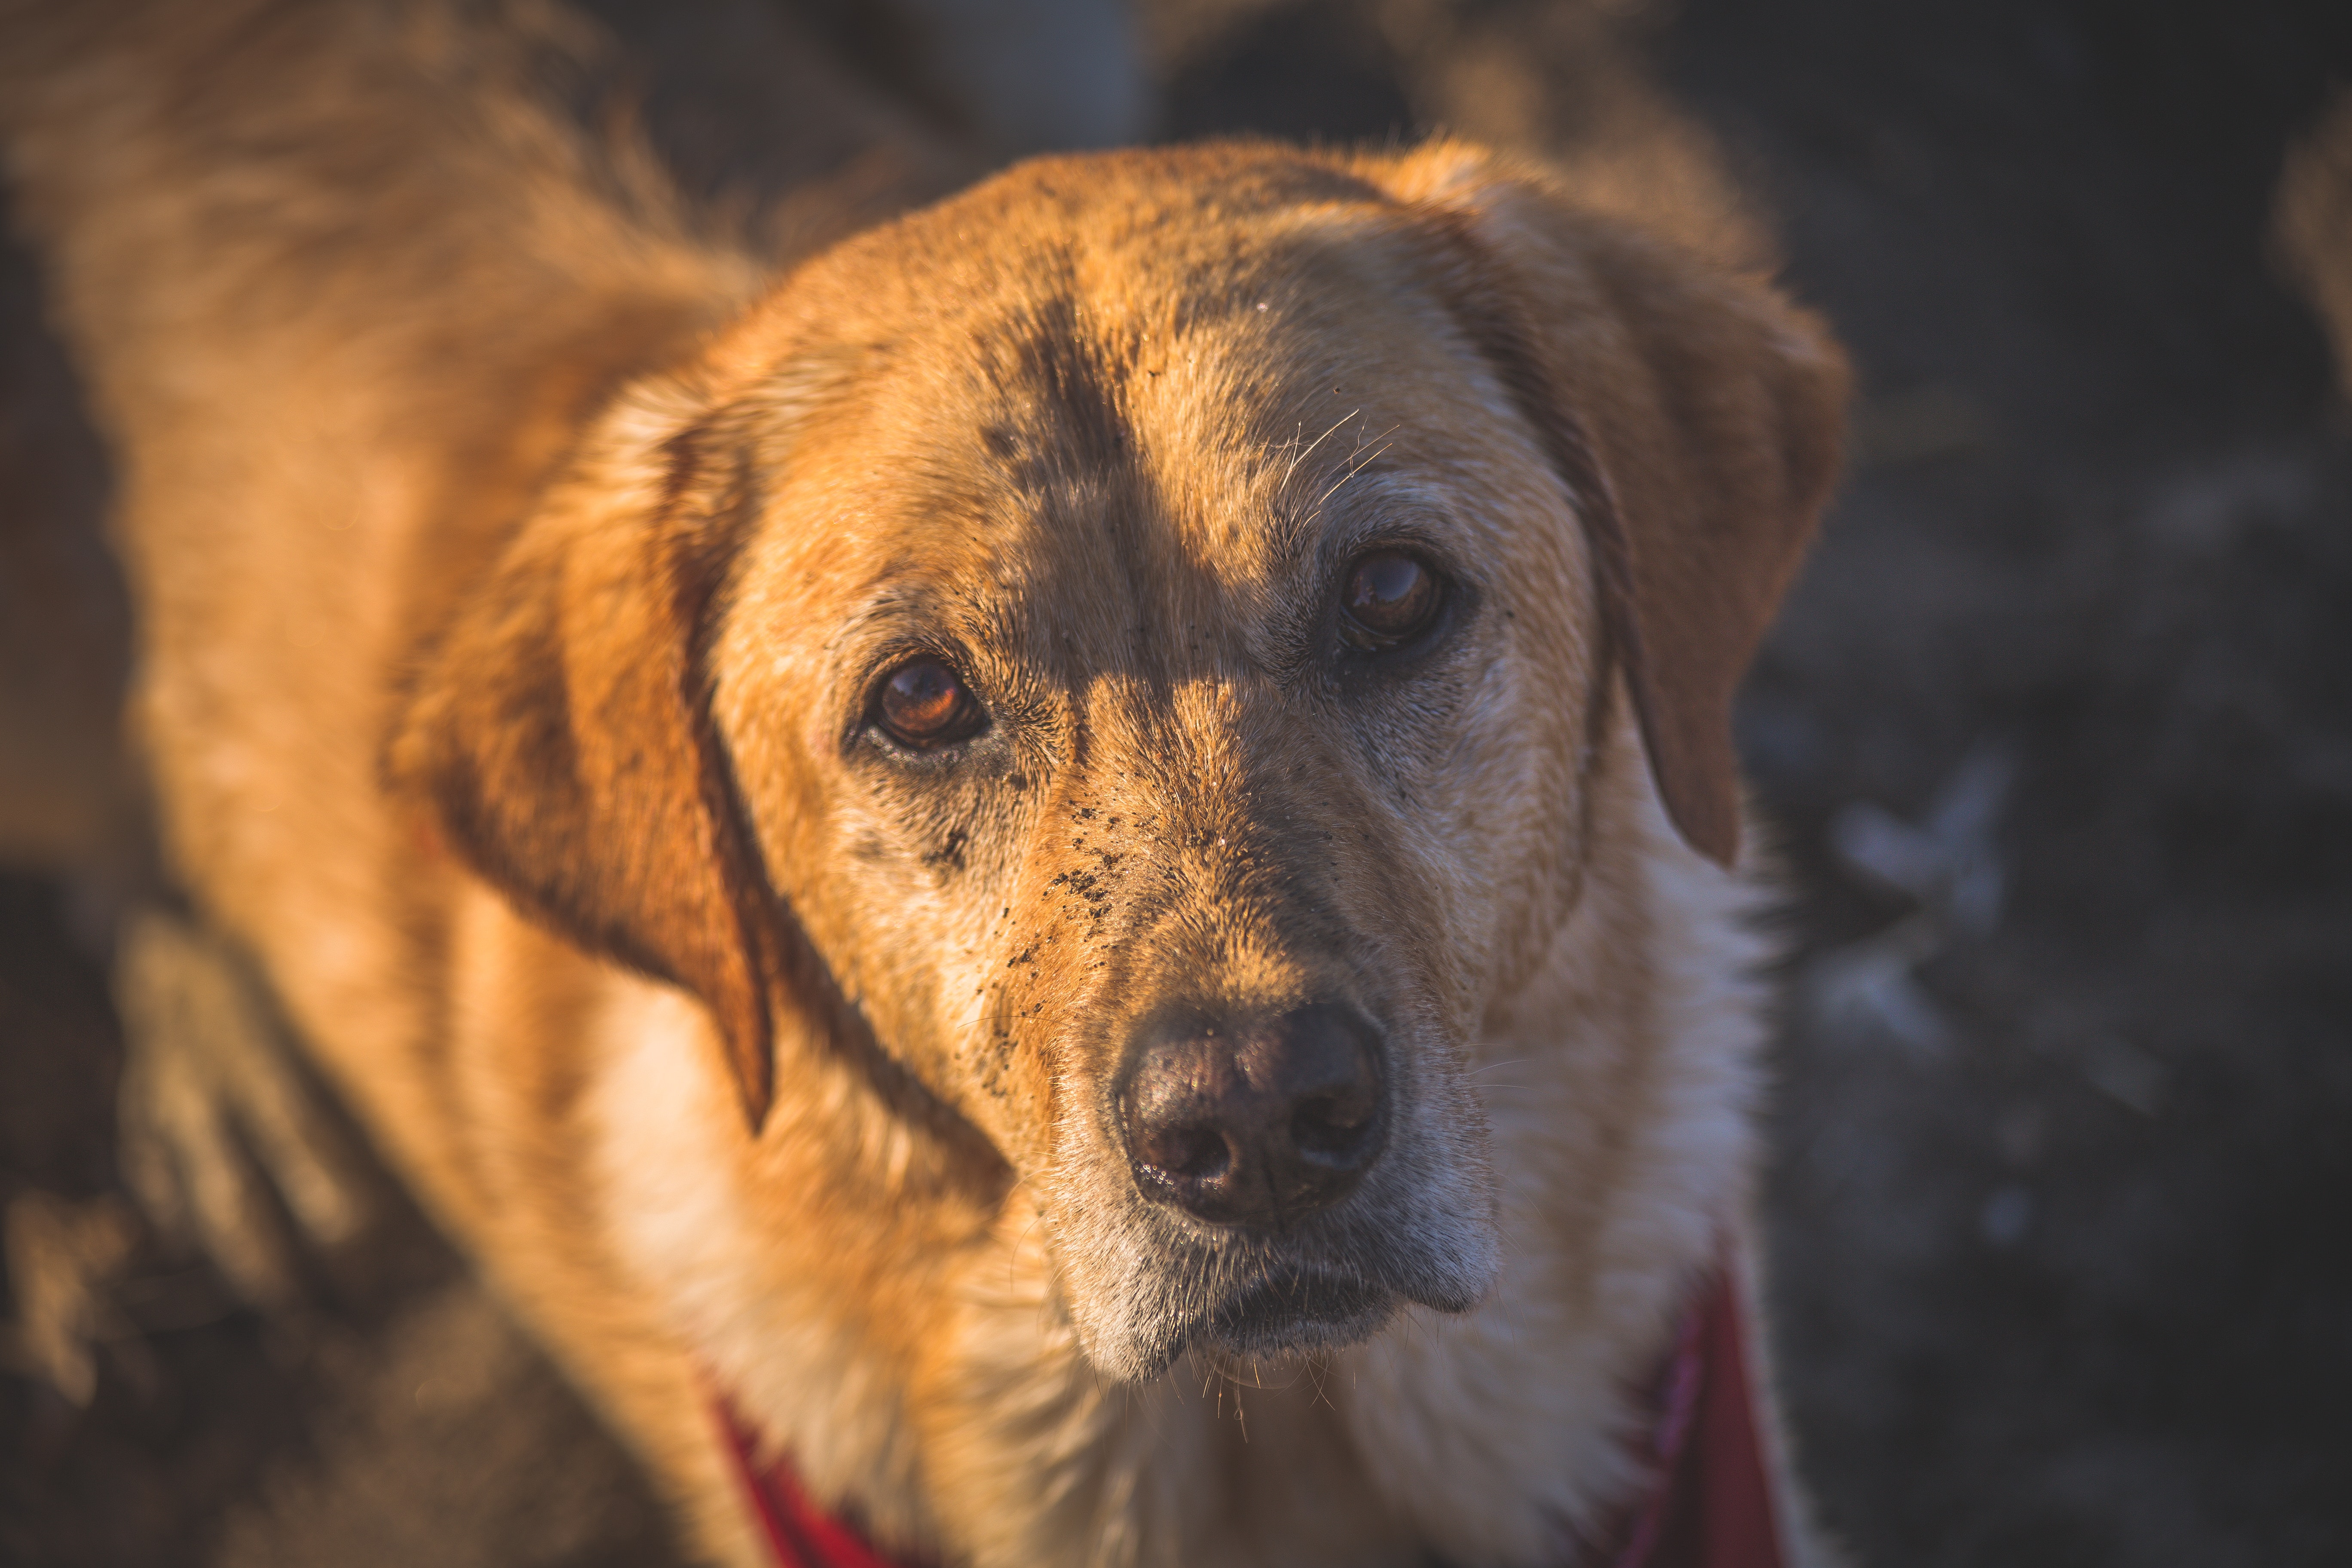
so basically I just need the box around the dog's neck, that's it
[588,787,1772,1568]
[713,1257,1782,1568]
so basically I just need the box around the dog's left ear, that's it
[1362,141,1851,865]
[386,381,792,1130]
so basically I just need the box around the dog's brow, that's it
[1307,432,1402,516]
[1278,409,1366,487]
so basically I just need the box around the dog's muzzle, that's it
[1063,998,1492,1380]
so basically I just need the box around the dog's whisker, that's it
[1280,407,1364,487]
[1468,1057,1537,1077]
[1309,432,1399,510]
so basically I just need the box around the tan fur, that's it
[0,4,1847,1564]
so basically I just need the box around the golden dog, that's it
[1,2,1847,1563]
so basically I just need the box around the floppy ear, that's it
[385,381,790,1128]
[1364,141,1850,865]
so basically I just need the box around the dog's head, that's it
[390,141,1845,1381]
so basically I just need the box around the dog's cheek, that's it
[1444,500,1612,1015]
[806,767,1076,1158]
[916,775,1109,1157]
[833,814,1016,1101]
[938,893,1070,1169]
[722,725,1075,1165]
[1330,674,1519,1039]
[961,899,1113,1180]
[1444,644,1585,1010]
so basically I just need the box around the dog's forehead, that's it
[751,161,1524,650]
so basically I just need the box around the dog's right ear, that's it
[386,380,788,1130]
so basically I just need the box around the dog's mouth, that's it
[1181,1268,1398,1364]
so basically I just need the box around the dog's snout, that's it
[1119,1004,1387,1226]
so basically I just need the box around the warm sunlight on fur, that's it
[0,3,1845,1564]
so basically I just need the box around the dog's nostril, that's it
[1143,1123,1231,1182]
[1291,1090,1374,1161]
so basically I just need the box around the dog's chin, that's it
[1196,1271,1398,1364]
[1088,1271,1403,1382]
[1055,1131,1503,1382]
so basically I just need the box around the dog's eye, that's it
[1339,551,1442,651]
[875,657,986,749]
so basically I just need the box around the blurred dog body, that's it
[0,3,1845,1564]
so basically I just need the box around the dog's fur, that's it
[0,3,1847,1563]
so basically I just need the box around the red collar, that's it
[712,1268,1783,1568]
[1605,1266,1786,1568]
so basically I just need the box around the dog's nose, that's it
[1118,1004,1387,1226]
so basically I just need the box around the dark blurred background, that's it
[5,2,2350,1564]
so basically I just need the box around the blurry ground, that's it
[6,1,2352,1565]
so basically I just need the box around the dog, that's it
[0,2,1848,1563]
